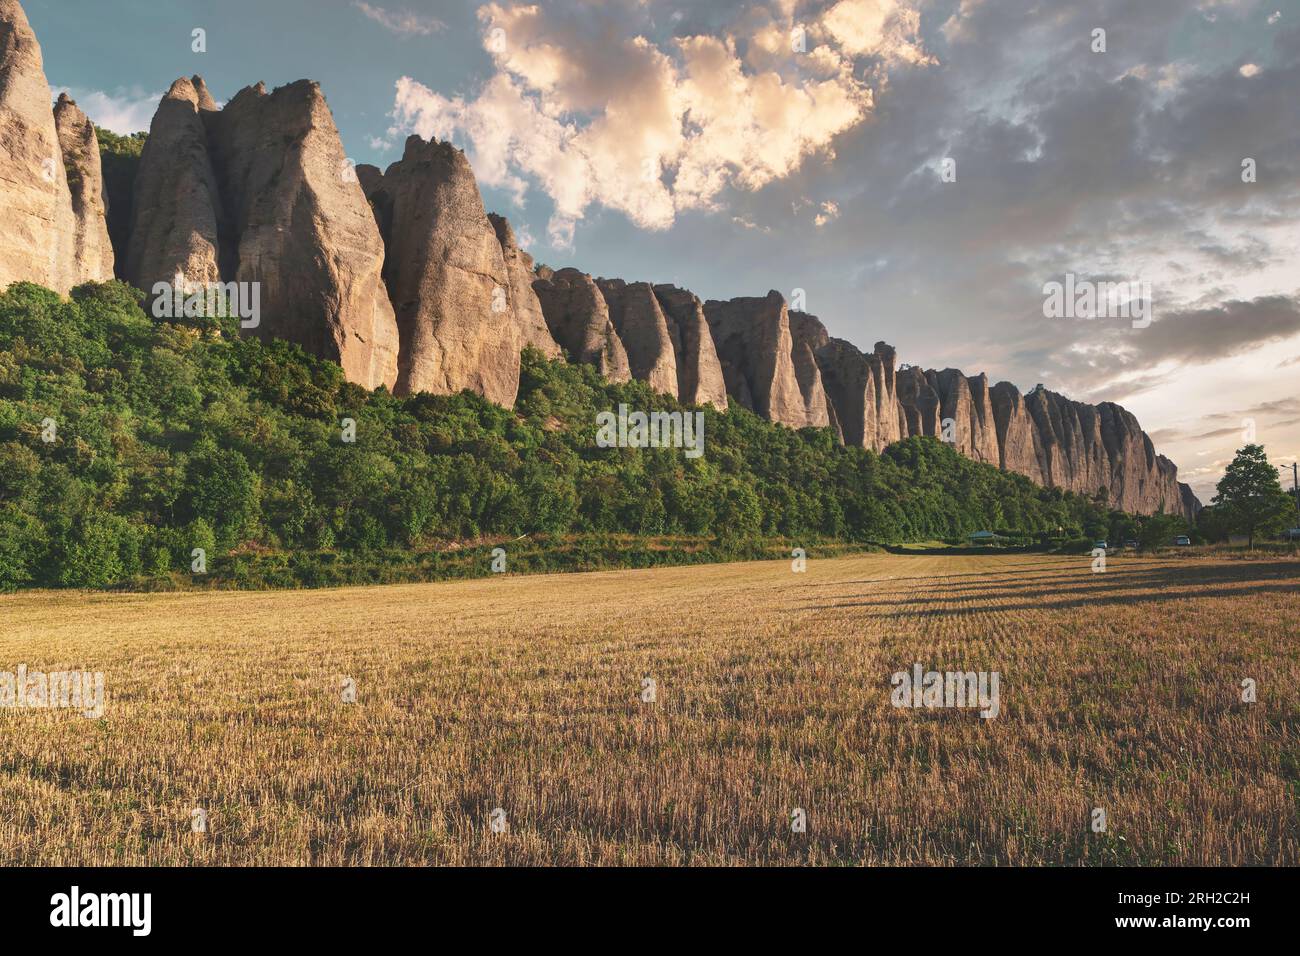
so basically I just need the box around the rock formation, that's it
[124,77,222,294]
[788,311,839,439]
[811,337,876,449]
[867,343,905,450]
[1020,387,1191,517]
[52,94,114,282]
[204,80,399,391]
[924,369,1001,466]
[532,268,631,382]
[125,76,399,390]
[896,366,941,439]
[0,0,1200,519]
[990,381,1046,484]
[652,285,728,409]
[596,278,679,396]
[0,0,77,293]
[358,135,517,403]
[488,213,562,360]
[807,331,1198,518]
[703,291,830,429]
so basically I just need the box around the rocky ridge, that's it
[0,0,1200,518]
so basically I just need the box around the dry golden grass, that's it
[1,551,1297,866]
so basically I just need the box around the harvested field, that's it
[1,552,1297,865]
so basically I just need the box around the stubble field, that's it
[1,551,1297,866]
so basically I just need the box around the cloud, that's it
[820,0,931,63]
[1127,295,1300,367]
[389,1,930,245]
[353,2,444,36]
[1242,400,1300,421]
[814,200,840,226]
[49,85,161,135]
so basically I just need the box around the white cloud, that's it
[1239,62,1261,77]
[514,222,535,250]
[388,1,930,246]
[353,2,444,36]
[820,0,932,63]
[814,199,841,227]
[50,85,161,135]
[940,0,990,45]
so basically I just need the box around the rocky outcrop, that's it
[52,94,114,282]
[203,80,399,391]
[812,337,875,448]
[124,77,223,295]
[925,369,1001,466]
[867,343,904,449]
[788,311,838,439]
[896,366,941,438]
[652,284,728,409]
[359,135,518,403]
[0,0,1200,518]
[127,77,398,390]
[985,382,1197,516]
[0,0,77,293]
[488,213,561,360]
[990,382,1047,484]
[703,291,829,429]
[596,278,678,396]
[805,330,1197,516]
[532,268,630,382]
[1022,387,1192,517]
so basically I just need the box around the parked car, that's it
[1123,539,1139,549]
[1093,540,1108,550]
[1283,528,1300,541]
[1173,535,1191,546]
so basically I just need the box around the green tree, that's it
[59,512,135,587]
[1138,511,1184,552]
[181,443,260,549]
[1211,444,1292,548]
[1195,504,1232,543]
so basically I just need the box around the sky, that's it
[26,0,1300,502]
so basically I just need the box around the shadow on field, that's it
[807,559,1300,617]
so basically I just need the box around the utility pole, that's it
[1293,461,1299,524]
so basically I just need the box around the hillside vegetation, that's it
[0,281,1132,590]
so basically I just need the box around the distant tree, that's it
[1211,444,1292,548]
[1195,504,1232,543]
[1108,510,1138,545]
[1137,511,1184,551]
